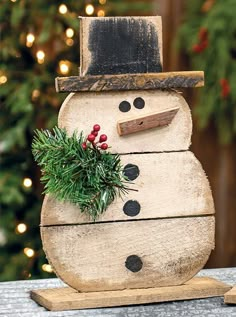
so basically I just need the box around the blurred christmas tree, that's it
[0,0,151,281]
[179,0,236,144]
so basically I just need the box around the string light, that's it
[0,75,7,85]
[42,264,53,273]
[59,60,70,75]
[59,4,68,14]
[16,223,27,234]
[26,33,35,47]
[24,248,35,258]
[32,89,40,100]
[23,177,32,188]
[85,4,94,15]
[36,50,45,64]
[66,28,74,38]
[0,229,7,247]
[99,0,106,4]
[66,38,74,46]
[97,9,105,17]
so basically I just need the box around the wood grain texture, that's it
[31,277,230,311]
[224,286,236,304]
[41,151,214,226]
[117,107,179,136]
[58,90,192,153]
[55,71,204,92]
[79,16,163,76]
[41,216,215,292]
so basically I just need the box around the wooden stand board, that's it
[31,277,231,311]
[224,286,236,304]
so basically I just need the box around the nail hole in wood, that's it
[119,101,131,112]
[133,97,145,109]
[123,200,141,217]
[125,255,143,272]
[123,164,140,181]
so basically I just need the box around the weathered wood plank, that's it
[55,71,204,92]
[79,16,163,76]
[58,90,192,153]
[41,217,215,292]
[117,107,179,136]
[31,277,230,311]
[41,152,214,226]
[224,286,236,304]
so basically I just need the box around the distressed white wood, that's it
[58,90,192,153]
[41,151,214,226]
[41,216,215,292]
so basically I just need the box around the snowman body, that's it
[40,16,214,292]
[41,90,214,292]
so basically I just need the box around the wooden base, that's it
[31,277,231,311]
[224,286,236,304]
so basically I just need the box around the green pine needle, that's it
[32,127,131,220]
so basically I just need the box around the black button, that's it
[123,200,141,217]
[123,164,140,181]
[119,101,131,112]
[125,255,143,272]
[133,97,145,109]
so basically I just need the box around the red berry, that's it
[91,130,98,137]
[99,134,107,142]
[220,78,230,98]
[200,39,208,50]
[198,27,208,41]
[100,143,108,150]
[82,142,87,150]
[93,124,100,132]
[87,134,95,142]
[192,44,202,53]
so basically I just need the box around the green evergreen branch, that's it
[32,127,131,220]
[178,0,236,143]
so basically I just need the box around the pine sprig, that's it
[32,126,130,220]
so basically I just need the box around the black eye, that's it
[119,101,131,112]
[133,97,145,109]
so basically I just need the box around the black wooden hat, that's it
[56,16,204,93]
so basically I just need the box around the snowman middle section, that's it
[41,89,215,292]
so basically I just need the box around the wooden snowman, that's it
[33,16,228,310]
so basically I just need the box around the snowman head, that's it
[57,16,203,153]
[58,89,192,154]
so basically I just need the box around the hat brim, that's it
[55,71,204,93]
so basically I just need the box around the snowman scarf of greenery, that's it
[32,124,134,220]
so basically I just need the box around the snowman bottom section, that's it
[41,216,215,292]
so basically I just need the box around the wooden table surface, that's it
[1,268,236,317]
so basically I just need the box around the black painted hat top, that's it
[55,17,204,92]
[86,17,162,76]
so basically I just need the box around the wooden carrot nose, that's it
[117,106,179,136]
